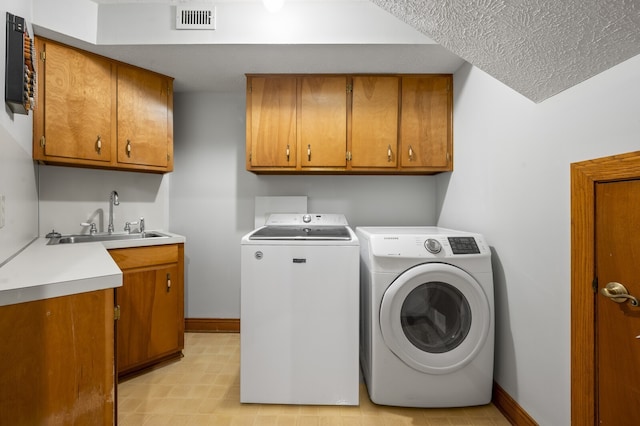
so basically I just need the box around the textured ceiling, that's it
[369,0,640,102]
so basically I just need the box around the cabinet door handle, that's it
[126,140,132,157]
[166,273,171,292]
[96,135,102,154]
[286,144,290,162]
[307,144,311,162]
[408,145,414,161]
[387,145,392,162]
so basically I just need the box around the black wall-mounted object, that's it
[5,12,35,115]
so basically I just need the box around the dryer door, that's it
[379,262,491,374]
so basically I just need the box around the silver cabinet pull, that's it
[408,145,414,161]
[387,145,392,162]
[307,144,311,161]
[286,144,290,162]
[126,139,132,157]
[96,135,102,154]
[601,282,639,307]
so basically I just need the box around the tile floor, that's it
[118,333,511,425]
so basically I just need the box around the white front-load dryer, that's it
[356,226,494,407]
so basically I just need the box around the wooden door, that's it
[248,76,297,167]
[116,264,179,374]
[300,76,347,168]
[39,39,113,162]
[399,76,452,169]
[351,76,399,168]
[117,64,170,168]
[595,179,640,424]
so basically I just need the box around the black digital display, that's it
[448,237,480,254]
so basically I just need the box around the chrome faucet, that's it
[108,190,119,234]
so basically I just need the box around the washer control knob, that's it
[424,238,442,254]
[302,214,312,223]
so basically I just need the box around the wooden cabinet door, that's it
[36,38,113,162]
[351,76,399,168]
[300,76,348,168]
[248,76,297,168]
[116,263,180,374]
[117,64,171,169]
[399,76,452,169]
[0,290,115,424]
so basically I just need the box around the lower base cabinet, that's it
[109,243,185,378]
[0,289,115,425]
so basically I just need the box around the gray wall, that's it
[438,57,640,425]
[169,91,438,318]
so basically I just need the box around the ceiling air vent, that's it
[176,5,216,30]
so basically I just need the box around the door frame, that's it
[571,150,640,425]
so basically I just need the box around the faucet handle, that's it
[124,221,139,233]
[81,222,97,235]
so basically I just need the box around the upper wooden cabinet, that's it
[248,76,297,168]
[400,76,452,169]
[117,64,173,169]
[299,76,348,169]
[351,75,400,169]
[247,75,348,171]
[245,74,452,174]
[34,39,114,163]
[33,37,174,173]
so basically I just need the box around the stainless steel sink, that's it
[47,231,169,245]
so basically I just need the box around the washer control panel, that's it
[265,213,349,226]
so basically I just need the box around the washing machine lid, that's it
[379,262,491,375]
[249,213,353,240]
[249,225,352,240]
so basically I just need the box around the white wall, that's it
[38,166,170,236]
[96,1,430,45]
[32,0,98,43]
[169,91,438,318]
[0,2,39,265]
[440,55,640,426]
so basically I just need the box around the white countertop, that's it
[0,230,186,307]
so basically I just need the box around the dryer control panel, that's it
[358,227,490,259]
[448,237,481,254]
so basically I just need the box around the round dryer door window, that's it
[379,262,491,375]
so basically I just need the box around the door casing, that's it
[571,150,640,425]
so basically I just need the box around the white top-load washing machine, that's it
[357,226,494,407]
[240,214,360,405]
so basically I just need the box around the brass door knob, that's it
[601,282,639,307]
